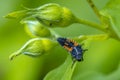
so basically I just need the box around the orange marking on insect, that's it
[68,39,78,46]
[63,45,73,52]
[74,42,78,46]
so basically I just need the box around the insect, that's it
[57,37,87,67]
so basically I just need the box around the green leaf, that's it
[100,0,120,39]
[106,63,120,80]
[44,55,76,80]
[72,71,105,80]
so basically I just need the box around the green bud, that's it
[9,38,57,60]
[36,3,62,22]
[4,10,32,19]
[56,7,76,27]
[21,21,51,37]
[35,3,76,27]
[5,3,77,27]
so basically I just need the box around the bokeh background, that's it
[1,0,120,80]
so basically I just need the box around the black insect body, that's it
[57,37,87,66]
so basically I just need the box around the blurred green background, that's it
[0,0,120,80]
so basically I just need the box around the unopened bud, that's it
[5,3,77,28]
[21,21,51,37]
[9,38,57,60]
[35,3,76,27]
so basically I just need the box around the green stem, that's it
[73,34,109,41]
[75,18,106,32]
[87,0,102,21]
[86,0,120,40]
[107,17,120,40]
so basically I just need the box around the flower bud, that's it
[5,10,32,19]
[5,3,77,28]
[21,21,51,37]
[9,38,57,60]
[35,3,77,27]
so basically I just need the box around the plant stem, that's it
[75,18,106,32]
[87,0,102,21]
[86,0,120,40]
[73,34,109,41]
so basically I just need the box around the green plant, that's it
[5,0,120,80]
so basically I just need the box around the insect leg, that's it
[71,58,76,68]
[83,49,88,53]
